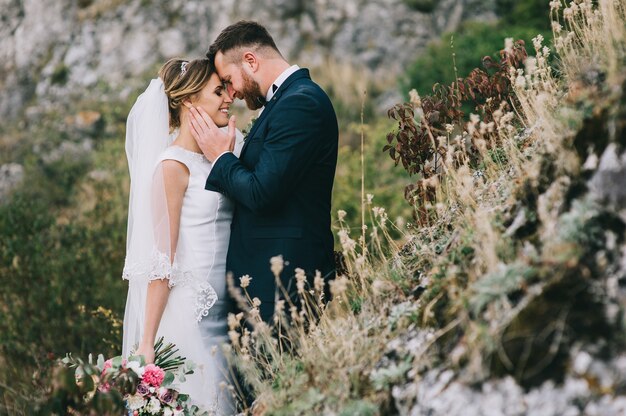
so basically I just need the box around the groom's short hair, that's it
[207,21,282,64]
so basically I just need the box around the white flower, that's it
[252,297,261,307]
[295,268,307,294]
[146,396,161,414]
[239,274,252,288]
[227,312,240,330]
[329,275,349,297]
[314,270,325,292]
[270,255,284,277]
[409,89,421,107]
[504,37,514,52]
[274,299,285,314]
[249,307,261,321]
[337,209,347,220]
[228,330,240,346]
[126,360,144,377]
[126,394,146,411]
[525,57,537,75]
[501,112,515,124]
[337,229,356,253]
[290,305,299,321]
[163,407,174,416]
[563,7,573,19]
[366,193,374,204]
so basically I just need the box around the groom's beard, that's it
[241,71,266,110]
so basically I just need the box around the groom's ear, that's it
[242,51,259,72]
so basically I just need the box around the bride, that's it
[121,57,243,413]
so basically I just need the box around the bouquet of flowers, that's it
[60,337,208,416]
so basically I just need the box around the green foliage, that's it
[496,0,552,30]
[369,359,412,391]
[387,301,420,330]
[338,400,379,416]
[36,338,199,414]
[35,355,126,415]
[51,63,69,85]
[403,0,436,13]
[77,0,94,8]
[0,187,127,407]
[469,263,538,315]
[0,86,133,412]
[331,119,413,245]
[402,22,551,97]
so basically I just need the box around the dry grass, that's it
[223,0,626,413]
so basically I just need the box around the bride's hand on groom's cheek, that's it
[188,106,236,162]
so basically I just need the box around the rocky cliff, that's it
[0,0,496,120]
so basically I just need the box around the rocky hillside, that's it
[0,0,496,120]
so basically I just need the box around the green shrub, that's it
[51,64,69,85]
[496,0,552,30]
[402,21,551,97]
[0,90,132,413]
[403,0,436,13]
[0,185,127,409]
[332,119,414,245]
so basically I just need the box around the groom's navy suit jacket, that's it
[205,68,338,321]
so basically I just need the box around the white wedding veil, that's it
[121,78,217,357]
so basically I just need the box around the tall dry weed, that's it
[227,0,626,413]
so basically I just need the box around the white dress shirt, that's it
[264,64,300,105]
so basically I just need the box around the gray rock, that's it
[0,163,24,201]
[0,0,498,119]
[389,350,626,416]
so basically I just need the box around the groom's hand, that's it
[188,106,236,162]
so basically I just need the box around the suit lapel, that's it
[239,69,311,160]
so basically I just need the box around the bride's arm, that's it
[136,160,189,363]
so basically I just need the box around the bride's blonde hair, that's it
[158,58,215,131]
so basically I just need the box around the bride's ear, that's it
[182,99,193,109]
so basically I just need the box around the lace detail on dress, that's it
[122,249,217,322]
[164,145,210,166]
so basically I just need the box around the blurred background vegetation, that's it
[0,0,553,412]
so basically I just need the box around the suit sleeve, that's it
[205,92,326,213]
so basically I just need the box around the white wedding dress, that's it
[123,133,243,414]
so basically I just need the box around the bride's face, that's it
[191,73,232,127]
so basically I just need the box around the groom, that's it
[189,21,338,322]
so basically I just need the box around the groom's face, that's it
[215,51,266,111]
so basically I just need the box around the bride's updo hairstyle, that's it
[158,58,215,131]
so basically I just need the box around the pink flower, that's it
[98,382,111,393]
[100,359,114,381]
[142,364,165,387]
